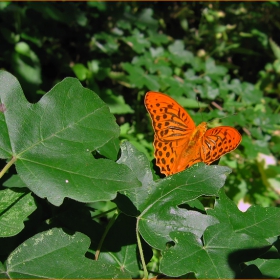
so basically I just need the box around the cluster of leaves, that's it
[0,2,280,279]
[1,71,280,279]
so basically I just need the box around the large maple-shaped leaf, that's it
[159,189,280,279]
[160,223,270,278]
[116,142,231,250]
[207,190,280,239]
[45,202,149,278]
[206,190,280,278]
[2,228,129,278]
[247,256,280,278]
[0,71,140,206]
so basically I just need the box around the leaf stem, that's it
[136,217,149,279]
[91,207,117,220]
[0,156,17,179]
[95,209,118,261]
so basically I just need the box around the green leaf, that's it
[3,228,130,278]
[3,174,26,188]
[0,261,4,271]
[123,32,151,54]
[196,83,220,99]
[0,27,20,44]
[162,76,195,99]
[150,46,165,58]
[117,19,132,31]
[208,190,280,240]
[124,8,158,31]
[0,71,140,206]
[117,141,154,190]
[160,223,270,278]
[147,30,169,45]
[101,89,134,114]
[54,206,152,277]
[269,38,280,60]
[205,57,228,79]
[122,63,160,90]
[96,137,120,161]
[135,8,158,30]
[99,213,153,278]
[28,2,70,24]
[94,32,119,54]
[241,82,262,105]
[132,52,172,76]
[172,95,207,109]
[242,135,271,160]
[247,257,280,278]
[12,42,42,92]
[238,264,263,278]
[168,40,194,67]
[72,63,89,81]
[116,142,231,250]
[0,188,36,237]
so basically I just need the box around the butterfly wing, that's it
[201,126,242,164]
[145,91,196,175]
[145,92,196,142]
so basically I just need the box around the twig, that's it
[0,156,17,179]
[95,210,118,261]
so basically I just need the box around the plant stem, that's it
[0,156,17,179]
[136,217,149,279]
[91,207,117,220]
[95,210,118,261]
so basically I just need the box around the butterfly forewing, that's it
[145,92,196,142]
[145,92,197,175]
[201,126,242,164]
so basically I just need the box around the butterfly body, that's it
[145,91,242,176]
[173,122,208,173]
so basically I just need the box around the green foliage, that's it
[0,189,36,237]
[0,2,280,279]
[5,228,130,278]
[0,71,139,206]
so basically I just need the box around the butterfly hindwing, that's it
[201,126,242,164]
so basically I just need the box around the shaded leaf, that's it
[0,188,36,237]
[11,42,42,93]
[3,174,26,188]
[3,228,130,278]
[160,223,270,278]
[247,258,280,278]
[99,214,153,278]
[207,190,280,240]
[269,38,280,60]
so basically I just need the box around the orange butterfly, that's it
[145,91,242,176]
